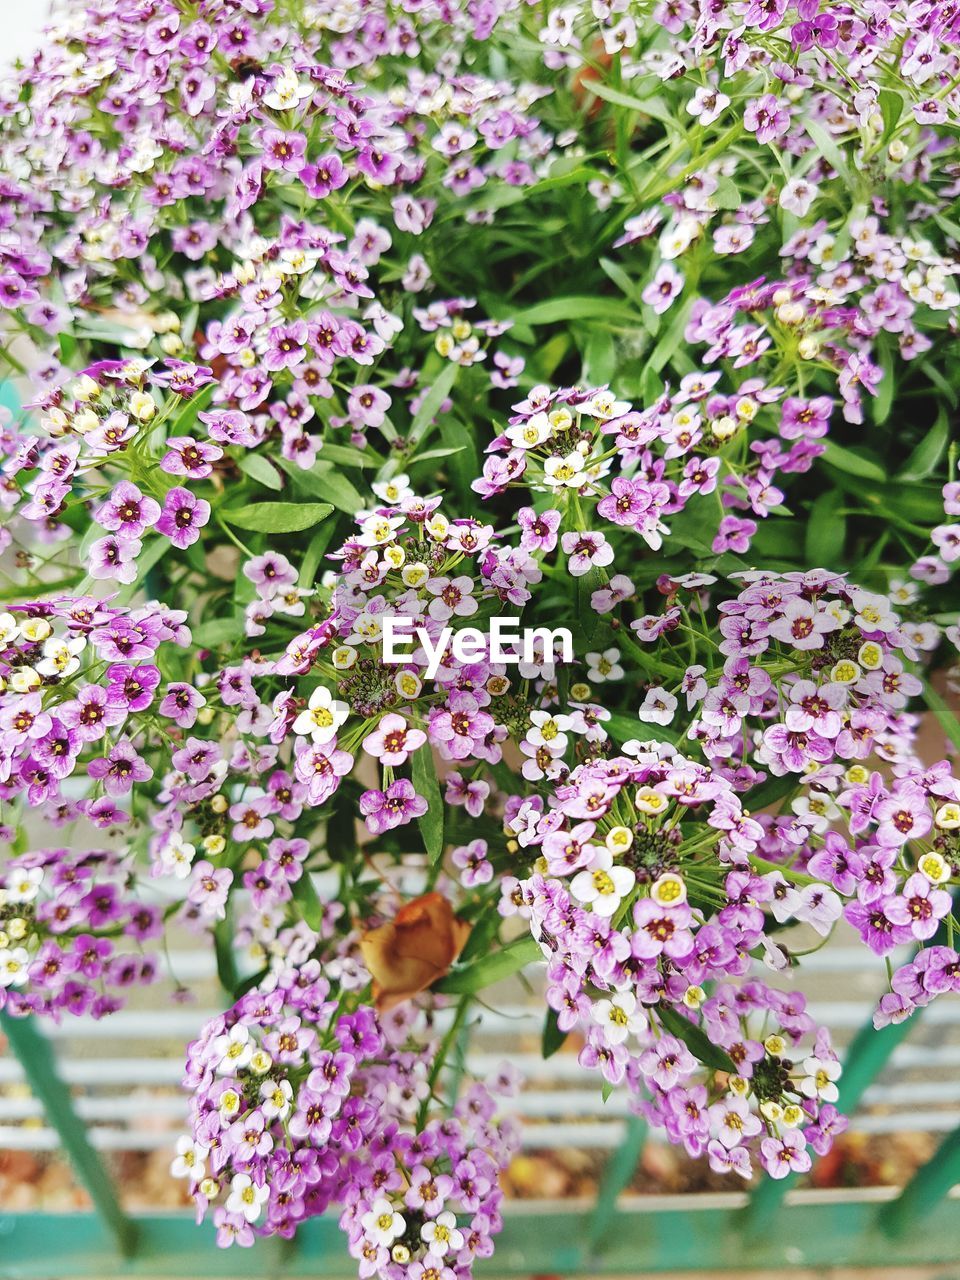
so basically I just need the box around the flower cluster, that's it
[0,846,161,1017]
[180,964,518,1270]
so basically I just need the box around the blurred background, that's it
[4,6,53,66]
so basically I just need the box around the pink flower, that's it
[361,714,426,766]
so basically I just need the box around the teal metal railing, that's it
[3,992,960,1277]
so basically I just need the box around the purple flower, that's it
[264,322,309,371]
[89,535,141,584]
[96,482,161,538]
[87,741,153,796]
[156,487,210,548]
[300,154,347,198]
[358,779,427,835]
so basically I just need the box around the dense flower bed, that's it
[1,0,959,1274]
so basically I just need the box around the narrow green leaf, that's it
[292,872,325,931]
[804,490,845,568]
[238,453,283,490]
[192,617,241,649]
[804,117,854,187]
[878,89,904,143]
[299,522,337,588]
[213,918,238,996]
[409,362,458,445]
[822,441,886,482]
[435,934,541,994]
[222,501,333,533]
[924,683,960,752]
[508,296,640,327]
[317,443,380,469]
[542,1008,569,1059]
[657,1004,736,1074]
[168,383,216,435]
[900,410,949,481]
[711,175,741,210]
[411,745,444,861]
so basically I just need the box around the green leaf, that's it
[410,746,444,861]
[58,333,78,366]
[438,413,479,504]
[900,410,950,481]
[924,683,960,752]
[435,935,541,995]
[292,872,325,931]
[238,453,283,490]
[275,457,364,513]
[213,918,238,996]
[318,443,380,469]
[222,501,333,533]
[873,336,895,426]
[168,383,216,435]
[508,295,639,327]
[582,328,617,385]
[584,79,680,131]
[804,490,846,568]
[412,445,467,464]
[804,117,854,187]
[598,256,645,308]
[822,441,886,482]
[586,1116,647,1251]
[192,617,241,649]
[299,523,337,588]
[878,89,904,143]
[409,361,458,445]
[657,1004,737,1074]
[542,1008,569,1059]
[712,175,741,210]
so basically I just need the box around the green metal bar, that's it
[883,1123,960,1237]
[585,1114,647,1256]
[2,1198,960,1277]
[0,1012,137,1257]
[740,997,921,1235]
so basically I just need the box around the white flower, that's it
[292,686,349,743]
[35,635,86,678]
[421,1211,465,1258]
[0,612,20,643]
[262,68,314,111]
[543,452,587,488]
[799,1056,842,1103]
[571,847,635,918]
[790,792,840,834]
[582,390,631,420]
[170,1135,208,1182]
[361,1197,406,1247]
[260,1078,293,1121]
[226,1173,270,1223]
[4,866,43,904]
[211,1024,254,1075]
[586,648,623,683]
[849,589,897,633]
[638,687,678,725]
[357,514,404,547]
[372,474,414,505]
[592,989,641,1044]
[505,412,552,449]
[0,948,30,988]
[158,833,196,880]
[527,709,573,752]
[659,214,700,260]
